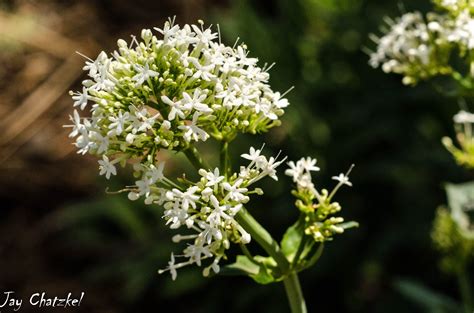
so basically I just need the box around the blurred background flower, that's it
[0,0,469,312]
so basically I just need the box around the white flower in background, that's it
[433,0,474,13]
[286,157,356,242]
[369,12,434,84]
[285,157,319,188]
[332,173,352,187]
[446,10,474,49]
[453,110,474,124]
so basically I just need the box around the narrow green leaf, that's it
[394,278,461,313]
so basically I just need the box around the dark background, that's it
[0,0,470,312]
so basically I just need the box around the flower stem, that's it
[458,266,473,313]
[283,272,307,313]
[220,140,230,178]
[235,208,290,272]
[183,146,209,170]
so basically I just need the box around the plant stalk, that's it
[183,146,209,170]
[220,140,230,178]
[235,208,290,272]
[283,272,308,313]
[458,266,473,313]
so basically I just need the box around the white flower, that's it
[108,111,129,136]
[332,173,352,187]
[67,110,89,138]
[454,110,474,124]
[241,146,262,162]
[164,200,190,229]
[447,10,474,49]
[191,24,218,46]
[148,162,165,182]
[182,89,212,113]
[132,62,160,87]
[198,221,223,244]
[369,12,434,82]
[299,157,320,172]
[207,195,232,226]
[154,20,180,43]
[158,253,187,281]
[183,240,212,266]
[285,160,303,183]
[75,129,92,155]
[199,168,225,187]
[178,112,209,142]
[82,51,108,78]
[98,155,117,179]
[88,58,115,91]
[174,186,200,210]
[161,95,187,120]
[223,179,249,202]
[71,87,89,110]
[285,157,319,187]
[167,253,178,280]
[256,155,286,181]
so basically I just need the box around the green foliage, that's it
[222,255,278,284]
[281,217,306,263]
[394,278,461,313]
[432,182,474,274]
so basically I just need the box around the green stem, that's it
[283,272,307,313]
[183,146,209,170]
[304,243,324,270]
[239,243,260,266]
[458,266,473,313]
[235,208,290,272]
[220,141,230,178]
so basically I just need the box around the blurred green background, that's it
[0,0,471,312]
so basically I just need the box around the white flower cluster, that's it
[285,158,355,242]
[369,12,441,85]
[154,146,285,280]
[442,109,474,168]
[64,19,293,280]
[65,18,290,173]
[369,1,474,84]
[433,0,473,13]
[445,10,474,50]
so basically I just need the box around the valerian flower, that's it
[285,158,357,242]
[64,18,292,280]
[369,1,474,85]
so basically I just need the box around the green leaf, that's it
[221,255,260,276]
[221,255,277,285]
[394,278,461,313]
[281,216,305,262]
